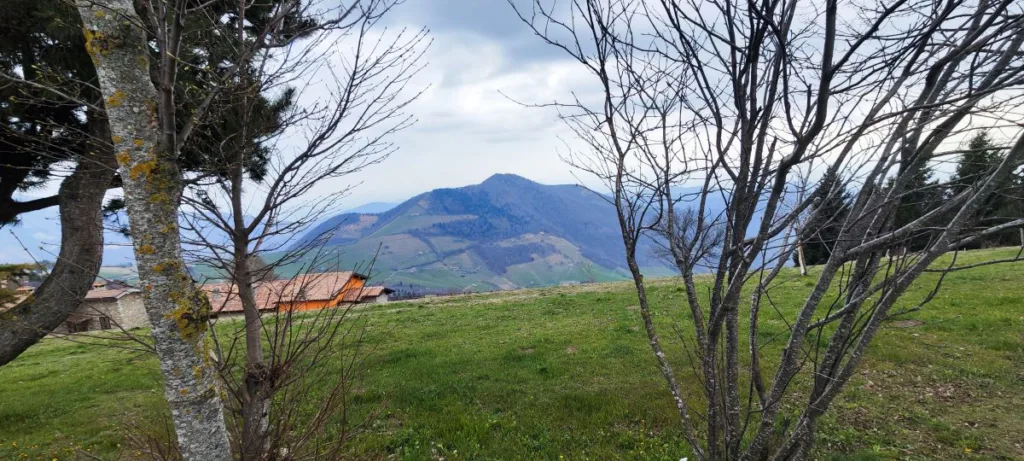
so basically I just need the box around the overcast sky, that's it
[303,0,594,207]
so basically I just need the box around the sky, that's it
[0,0,592,264]
[304,0,595,207]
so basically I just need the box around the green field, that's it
[1,248,1022,459]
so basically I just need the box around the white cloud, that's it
[31,232,57,242]
[298,28,599,207]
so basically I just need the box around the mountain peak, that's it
[294,172,676,294]
[480,173,535,186]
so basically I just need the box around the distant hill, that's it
[342,202,398,214]
[288,174,677,293]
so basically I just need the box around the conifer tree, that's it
[796,173,851,266]
[950,131,1022,247]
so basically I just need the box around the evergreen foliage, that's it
[0,0,99,225]
[893,163,945,251]
[796,173,851,266]
[949,131,1024,248]
[0,0,300,227]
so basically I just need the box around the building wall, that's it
[360,294,389,304]
[51,300,117,334]
[115,293,150,329]
[51,293,150,334]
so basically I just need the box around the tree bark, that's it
[796,242,807,276]
[0,147,112,366]
[76,1,232,459]
[0,196,61,226]
[234,249,272,460]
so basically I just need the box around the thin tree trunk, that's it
[227,77,273,458]
[725,304,742,458]
[76,1,232,459]
[796,242,807,276]
[0,146,112,366]
[234,246,272,459]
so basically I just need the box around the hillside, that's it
[2,248,1022,459]
[289,174,675,293]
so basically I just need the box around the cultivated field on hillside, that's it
[1,248,1022,460]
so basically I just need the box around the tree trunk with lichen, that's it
[76,1,232,459]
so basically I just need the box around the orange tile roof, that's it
[203,271,384,314]
[265,271,358,302]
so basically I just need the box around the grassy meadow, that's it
[1,248,1022,460]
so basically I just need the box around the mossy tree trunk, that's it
[76,1,232,459]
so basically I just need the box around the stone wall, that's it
[50,292,150,334]
[114,293,150,329]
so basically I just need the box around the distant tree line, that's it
[799,131,1024,266]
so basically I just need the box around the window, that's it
[65,320,90,333]
[99,316,112,330]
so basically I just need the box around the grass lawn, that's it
[1,248,1022,460]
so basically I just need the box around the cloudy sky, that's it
[306,0,595,207]
[1,0,594,263]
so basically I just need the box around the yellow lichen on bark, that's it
[129,159,157,180]
[164,282,212,342]
[106,90,126,107]
[82,28,98,56]
[82,28,111,58]
[153,260,178,273]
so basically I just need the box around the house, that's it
[204,271,393,317]
[343,285,393,304]
[52,287,150,334]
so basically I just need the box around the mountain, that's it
[289,174,675,293]
[342,201,398,214]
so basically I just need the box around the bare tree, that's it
[174,1,427,457]
[1,0,422,455]
[513,0,1024,459]
[69,0,394,457]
